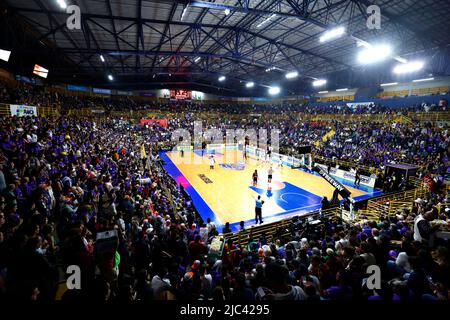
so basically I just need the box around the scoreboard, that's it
[170,89,192,100]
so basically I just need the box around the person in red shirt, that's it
[188,235,207,263]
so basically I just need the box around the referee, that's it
[255,195,264,224]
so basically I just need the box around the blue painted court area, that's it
[250,182,322,211]
[160,152,221,228]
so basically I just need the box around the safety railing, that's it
[0,103,9,116]
[222,207,341,247]
[37,106,60,117]
[408,112,450,122]
[355,209,380,222]
[29,107,449,124]
[0,103,60,117]
[365,178,428,220]
[298,113,397,123]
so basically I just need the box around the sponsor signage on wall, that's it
[117,90,133,96]
[93,88,112,95]
[316,163,376,188]
[313,165,352,198]
[10,104,37,117]
[68,84,89,92]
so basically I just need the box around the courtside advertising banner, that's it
[316,163,376,188]
[10,104,37,117]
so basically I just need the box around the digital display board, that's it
[170,89,191,100]
[33,64,49,78]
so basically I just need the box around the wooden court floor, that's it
[165,150,368,227]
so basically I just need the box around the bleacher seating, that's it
[378,86,450,98]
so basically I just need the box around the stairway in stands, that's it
[315,125,336,147]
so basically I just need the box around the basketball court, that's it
[161,146,383,232]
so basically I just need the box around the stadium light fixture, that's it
[412,77,434,82]
[319,26,345,43]
[0,49,11,62]
[380,82,398,87]
[246,82,255,88]
[56,0,67,9]
[357,44,392,64]
[336,88,348,92]
[194,57,201,63]
[108,74,114,81]
[356,40,371,48]
[256,14,277,28]
[224,8,231,15]
[180,4,189,21]
[100,54,105,63]
[395,57,408,64]
[285,71,298,79]
[393,61,424,74]
[268,86,281,95]
[313,79,327,87]
[218,76,226,82]
[318,91,328,94]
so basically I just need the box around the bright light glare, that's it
[246,82,254,88]
[395,57,408,63]
[319,26,345,43]
[380,82,398,87]
[100,55,105,63]
[336,88,348,92]
[357,44,392,64]
[285,71,298,79]
[412,77,434,82]
[313,79,327,87]
[194,57,201,62]
[56,0,67,9]
[318,91,328,94]
[0,49,11,62]
[268,86,281,95]
[256,14,277,28]
[393,61,424,74]
[218,76,226,82]
[108,74,114,81]
[180,5,188,21]
[224,9,230,15]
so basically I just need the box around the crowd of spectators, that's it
[0,79,449,302]
[1,78,447,114]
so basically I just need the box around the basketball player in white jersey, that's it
[209,154,215,169]
[268,166,273,183]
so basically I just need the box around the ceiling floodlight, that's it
[357,44,392,64]
[313,79,327,87]
[319,26,345,43]
[268,86,281,95]
[285,71,298,79]
[393,61,424,74]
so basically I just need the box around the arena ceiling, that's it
[1,0,450,95]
